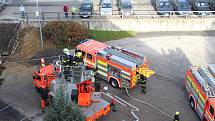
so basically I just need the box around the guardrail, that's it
[13,10,215,21]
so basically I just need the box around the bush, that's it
[43,21,89,48]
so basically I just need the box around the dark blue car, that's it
[155,0,174,15]
[190,0,210,15]
[173,0,191,15]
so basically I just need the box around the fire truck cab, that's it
[76,39,155,89]
[203,99,215,121]
[185,64,215,121]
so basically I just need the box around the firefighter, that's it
[74,50,82,63]
[111,95,117,112]
[62,48,77,66]
[173,112,180,121]
[139,76,147,94]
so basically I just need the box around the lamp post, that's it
[35,0,44,47]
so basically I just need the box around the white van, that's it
[100,0,113,15]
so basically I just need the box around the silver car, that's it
[119,0,133,16]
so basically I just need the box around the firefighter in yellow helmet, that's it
[74,50,82,62]
[173,112,179,121]
[62,48,77,66]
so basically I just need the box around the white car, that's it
[100,0,113,16]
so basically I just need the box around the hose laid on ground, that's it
[101,91,139,121]
[114,94,139,121]
[101,91,126,107]
[0,103,13,112]
[125,88,174,120]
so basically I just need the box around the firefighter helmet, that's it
[63,48,70,55]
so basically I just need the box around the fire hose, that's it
[101,91,139,121]
[125,87,174,120]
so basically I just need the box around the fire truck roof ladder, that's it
[195,65,215,98]
[199,66,215,90]
[190,66,208,86]
[190,66,215,98]
[105,47,144,66]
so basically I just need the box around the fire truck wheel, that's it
[189,98,195,110]
[109,78,119,88]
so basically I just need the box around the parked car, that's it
[190,0,210,15]
[118,0,133,16]
[79,0,93,18]
[155,0,173,15]
[208,0,215,10]
[173,0,191,15]
[100,0,113,16]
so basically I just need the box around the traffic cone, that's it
[41,99,46,109]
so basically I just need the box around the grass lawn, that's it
[90,30,136,42]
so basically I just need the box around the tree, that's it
[43,85,85,121]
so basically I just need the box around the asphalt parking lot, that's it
[1,31,215,121]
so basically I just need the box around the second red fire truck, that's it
[185,64,215,121]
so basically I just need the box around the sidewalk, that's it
[0,5,82,19]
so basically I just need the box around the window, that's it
[81,4,91,10]
[180,3,188,8]
[159,2,170,8]
[209,105,214,116]
[197,2,207,7]
[102,3,112,8]
[121,2,131,9]
[87,53,92,60]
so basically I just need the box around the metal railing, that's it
[12,10,215,21]
[7,21,21,55]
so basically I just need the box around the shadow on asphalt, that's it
[106,36,202,121]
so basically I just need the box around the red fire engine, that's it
[33,59,110,121]
[76,39,155,88]
[185,64,215,121]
